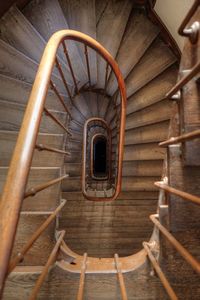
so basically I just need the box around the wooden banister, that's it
[0,30,126,294]
[7,201,66,274]
[150,214,200,274]
[143,242,178,300]
[114,254,128,300]
[55,57,73,102]
[77,253,87,300]
[24,175,68,198]
[84,45,91,88]
[155,181,200,205]
[159,129,200,147]
[28,230,65,300]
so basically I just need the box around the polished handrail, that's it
[84,45,91,88]
[143,242,178,300]
[0,30,126,293]
[178,0,200,42]
[150,214,200,274]
[7,201,66,274]
[29,230,65,300]
[50,80,72,117]
[159,129,200,147]
[154,181,200,205]
[166,61,200,99]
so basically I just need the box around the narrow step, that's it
[107,10,159,95]
[58,0,97,84]
[125,99,173,130]
[126,65,178,115]
[62,176,81,192]
[11,212,55,266]
[0,39,68,95]
[122,176,159,191]
[23,0,87,84]
[0,99,67,134]
[0,130,64,167]
[123,143,165,161]
[64,163,82,177]
[125,38,177,98]
[96,0,133,88]
[122,160,163,177]
[0,74,69,111]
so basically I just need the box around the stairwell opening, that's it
[92,135,108,179]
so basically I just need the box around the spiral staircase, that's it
[0,0,199,299]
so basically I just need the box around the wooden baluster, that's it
[143,242,178,300]
[44,107,72,136]
[84,45,91,88]
[77,253,87,300]
[8,201,66,274]
[114,254,128,300]
[55,57,73,103]
[35,143,70,156]
[62,41,79,94]
[28,230,65,300]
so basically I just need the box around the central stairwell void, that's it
[0,0,199,299]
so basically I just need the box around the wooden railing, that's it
[0,30,126,295]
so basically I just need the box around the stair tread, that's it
[23,0,87,83]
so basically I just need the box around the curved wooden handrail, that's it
[0,30,126,294]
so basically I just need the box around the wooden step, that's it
[23,0,87,84]
[70,105,86,125]
[62,176,81,191]
[11,212,55,266]
[0,167,62,211]
[107,10,159,95]
[0,74,69,111]
[0,99,67,134]
[125,38,177,98]
[82,91,99,117]
[73,93,91,119]
[126,99,173,130]
[0,39,68,95]
[64,163,82,177]
[97,94,110,119]
[125,120,170,145]
[58,0,97,85]
[122,160,163,177]
[126,65,178,115]
[96,0,132,88]
[122,176,159,191]
[123,143,165,161]
[168,144,200,232]
[67,140,82,151]
[0,130,64,167]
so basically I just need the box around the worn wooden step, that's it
[82,91,99,117]
[70,105,86,125]
[125,38,177,98]
[0,130,64,167]
[67,140,82,151]
[64,163,81,177]
[11,212,55,266]
[122,176,159,191]
[0,99,67,134]
[0,74,69,111]
[123,143,165,161]
[126,65,178,115]
[0,39,68,95]
[0,5,77,88]
[96,0,132,88]
[62,176,81,191]
[126,99,173,130]
[124,120,170,145]
[0,167,62,211]
[23,0,87,84]
[65,151,82,164]
[73,93,91,119]
[107,10,159,95]
[58,0,97,85]
[97,94,111,119]
[122,160,163,177]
